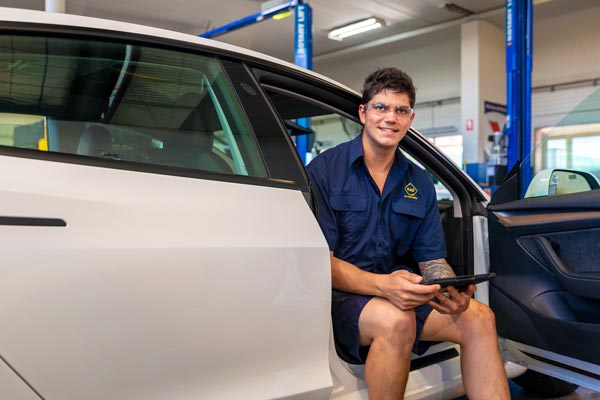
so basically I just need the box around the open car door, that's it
[487,87,600,395]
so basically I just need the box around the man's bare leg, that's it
[359,297,417,400]
[420,300,510,400]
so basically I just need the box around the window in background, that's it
[426,134,463,167]
[0,113,45,150]
[534,123,600,180]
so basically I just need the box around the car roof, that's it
[0,6,358,98]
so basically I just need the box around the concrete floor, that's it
[454,381,600,399]
[509,383,600,400]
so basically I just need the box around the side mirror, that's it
[524,168,600,198]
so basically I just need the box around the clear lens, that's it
[367,102,413,118]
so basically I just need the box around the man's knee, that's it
[362,300,417,348]
[461,300,497,337]
[378,308,417,347]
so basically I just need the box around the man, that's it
[307,67,509,399]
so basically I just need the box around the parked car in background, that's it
[0,7,599,399]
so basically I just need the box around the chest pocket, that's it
[390,198,427,253]
[331,194,368,241]
[391,198,427,219]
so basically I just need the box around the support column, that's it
[506,0,533,189]
[294,2,312,164]
[461,20,506,183]
[45,0,65,13]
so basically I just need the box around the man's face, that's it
[359,90,415,152]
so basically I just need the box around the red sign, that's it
[466,119,474,132]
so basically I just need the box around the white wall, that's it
[412,101,460,135]
[314,27,460,103]
[532,0,600,87]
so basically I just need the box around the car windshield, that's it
[521,86,600,198]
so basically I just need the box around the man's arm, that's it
[331,252,440,311]
[418,258,456,280]
[419,258,477,314]
[331,252,384,295]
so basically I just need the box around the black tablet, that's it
[421,272,496,290]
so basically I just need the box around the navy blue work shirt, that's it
[307,134,446,273]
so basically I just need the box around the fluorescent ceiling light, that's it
[328,17,385,41]
[272,10,291,20]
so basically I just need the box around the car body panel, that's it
[0,357,40,400]
[0,155,332,399]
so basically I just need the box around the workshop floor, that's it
[454,381,600,399]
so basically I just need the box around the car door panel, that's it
[531,234,600,300]
[0,357,40,400]
[0,155,333,400]
[489,190,600,367]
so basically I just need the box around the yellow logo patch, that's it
[404,183,418,200]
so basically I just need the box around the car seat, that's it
[77,125,115,158]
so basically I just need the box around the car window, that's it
[523,87,600,198]
[263,88,358,162]
[0,35,266,177]
[307,114,362,160]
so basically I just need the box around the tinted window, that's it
[265,88,361,162]
[0,35,266,177]
[524,87,600,198]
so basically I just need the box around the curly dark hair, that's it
[361,67,416,107]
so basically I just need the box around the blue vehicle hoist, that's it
[201,0,313,165]
[506,0,533,194]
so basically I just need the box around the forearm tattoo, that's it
[419,258,456,280]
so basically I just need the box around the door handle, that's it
[0,216,67,227]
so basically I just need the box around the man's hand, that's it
[429,284,476,314]
[381,269,441,311]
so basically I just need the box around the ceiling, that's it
[1,0,507,61]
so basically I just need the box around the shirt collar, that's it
[387,149,409,192]
[348,134,364,167]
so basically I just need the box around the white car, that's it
[0,7,599,400]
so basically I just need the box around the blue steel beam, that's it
[200,0,299,38]
[506,0,533,195]
[294,2,312,164]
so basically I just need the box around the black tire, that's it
[512,369,579,397]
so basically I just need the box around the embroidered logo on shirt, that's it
[404,183,418,200]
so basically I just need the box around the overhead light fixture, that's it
[272,10,292,20]
[328,17,386,41]
[444,3,474,16]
